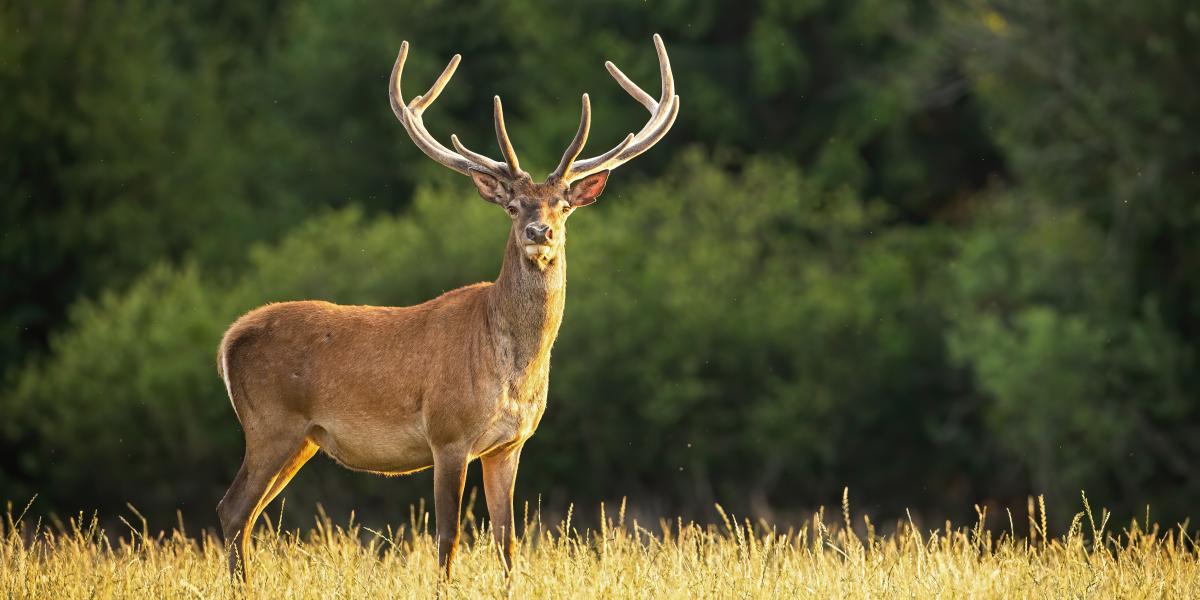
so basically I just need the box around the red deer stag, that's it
[216,34,679,580]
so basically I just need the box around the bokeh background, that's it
[3,0,1198,533]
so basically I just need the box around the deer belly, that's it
[307,419,433,475]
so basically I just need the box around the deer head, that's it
[389,35,679,270]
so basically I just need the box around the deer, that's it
[215,34,679,581]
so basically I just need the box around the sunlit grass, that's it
[2,492,1197,598]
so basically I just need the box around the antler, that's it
[548,34,680,184]
[389,42,525,179]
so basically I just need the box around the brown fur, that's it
[215,173,605,580]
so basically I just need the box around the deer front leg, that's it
[432,448,469,578]
[481,444,522,572]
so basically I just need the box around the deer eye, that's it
[561,204,572,215]
[506,205,518,217]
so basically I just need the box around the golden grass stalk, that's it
[1,495,1197,599]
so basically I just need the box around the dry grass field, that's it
[2,493,1197,599]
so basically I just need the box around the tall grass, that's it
[2,492,1197,598]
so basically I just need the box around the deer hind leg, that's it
[217,431,317,581]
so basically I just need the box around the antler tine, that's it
[389,42,511,178]
[493,96,524,177]
[613,34,675,140]
[617,95,680,156]
[653,33,675,103]
[549,94,592,182]
[604,62,657,113]
[602,35,672,114]
[560,34,679,182]
[388,42,419,123]
[450,134,508,173]
[409,53,461,115]
[578,132,634,171]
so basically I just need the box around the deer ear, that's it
[567,171,610,207]
[469,169,506,204]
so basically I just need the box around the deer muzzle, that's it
[524,223,552,244]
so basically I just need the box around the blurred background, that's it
[2,0,1198,534]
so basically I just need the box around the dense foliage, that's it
[2,0,1197,530]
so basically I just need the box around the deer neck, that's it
[487,230,567,375]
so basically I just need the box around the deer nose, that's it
[525,223,552,243]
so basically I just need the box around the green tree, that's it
[947,197,1194,517]
[943,0,1200,518]
[0,1,303,372]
